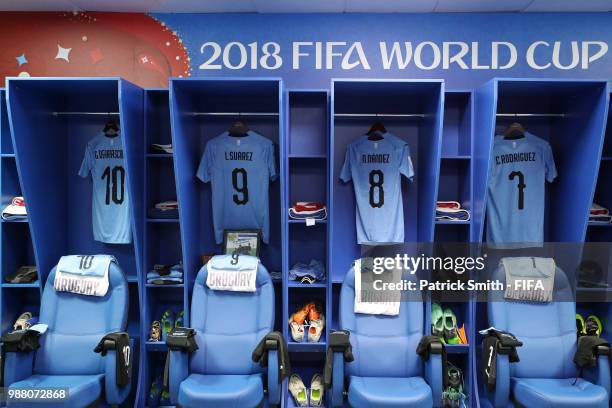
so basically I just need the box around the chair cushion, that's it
[178,373,264,408]
[7,374,103,408]
[512,378,608,408]
[348,376,433,408]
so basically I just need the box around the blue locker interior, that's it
[330,79,445,280]
[472,79,611,408]
[283,89,330,407]
[138,88,184,407]
[4,77,146,406]
[0,87,40,343]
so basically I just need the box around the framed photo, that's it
[223,230,261,257]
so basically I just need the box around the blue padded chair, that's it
[167,261,281,408]
[486,265,611,408]
[3,262,131,407]
[329,267,444,407]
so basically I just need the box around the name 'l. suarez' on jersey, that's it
[197,130,277,245]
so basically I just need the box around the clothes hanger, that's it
[367,121,386,141]
[228,120,249,137]
[103,120,120,138]
[503,122,525,140]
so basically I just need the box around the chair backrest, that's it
[487,265,576,379]
[189,262,275,375]
[34,262,128,375]
[340,266,423,378]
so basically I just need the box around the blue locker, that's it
[5,77,145,407]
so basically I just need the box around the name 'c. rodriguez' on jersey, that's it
[486,132,557,246]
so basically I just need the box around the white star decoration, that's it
[55,44,72,62]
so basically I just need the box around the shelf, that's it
[127,276,139,283]
[146,283,184,288]
[147,153,173,159]
[288,218,327,224]
[2,282,40,289]
[287,281,328,288]
[288,154,327,160]
[600,156,612,161]
[1,154,15,158]
[576,286,612,293]
[435,220,471,225]
[288,341,326,352]
[445,344,469,354]
[1,219,29,223]
[588,221,612,227]
[147,218,180,223]
[145,341,167,352]
[441,155,470,160]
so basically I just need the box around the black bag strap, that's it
[93,331,131,388]
[324,330,353,389]
[482,330,522,391]
[417,335,448,388]
[0,329,41,388]
[251,331,290,384]
[166,327,198,353]
[163,328,199,391]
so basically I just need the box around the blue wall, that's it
[154,13,612,89]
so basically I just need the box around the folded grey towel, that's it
[502,257,555,302]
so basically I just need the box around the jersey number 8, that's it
[369,170,384,208]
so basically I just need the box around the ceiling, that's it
[0,0,611,13]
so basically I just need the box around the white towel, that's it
[206,255,258,292]
[354,258,401,316]
[502,257,555,303]
[54,255,112,297]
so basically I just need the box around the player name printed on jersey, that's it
[341,132,414,244]
[197,131,277,244]
[94,149,124,159]
[224,151,253,161]
[486,132,557,246]
[79,133,132,244]
[362,153,391,163]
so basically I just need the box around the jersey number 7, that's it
[508,170,526,210]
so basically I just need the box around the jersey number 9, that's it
[232,168,249,205]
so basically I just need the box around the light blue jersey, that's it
[486,132,557,245]
[197,131,277,244]
[340,133,414,244]
[79,133,131,244]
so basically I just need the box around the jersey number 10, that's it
[102,166,125,205]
